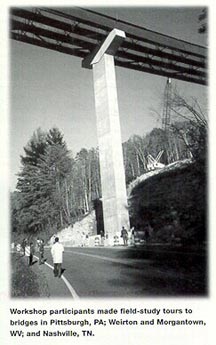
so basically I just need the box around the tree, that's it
[46,127,66,147]
[198,8,207,34]
[169,92,208,165]
[37,142,73,230]
[20,128,47,166]
[14,127,73,239]
[123,134,148,184]
[88,148,101,201]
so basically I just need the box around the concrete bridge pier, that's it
[82,29,130,245]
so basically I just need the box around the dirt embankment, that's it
[128,160,207,245]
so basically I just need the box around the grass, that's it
[11,253,40,297]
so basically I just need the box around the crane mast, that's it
[162,77,172,132]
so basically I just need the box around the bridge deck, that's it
[10,7,207,85]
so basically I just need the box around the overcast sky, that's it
[10,6,208,190]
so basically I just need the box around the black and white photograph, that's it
[8,4,209,298]
[8,4,208,299]
[1,1,215,344]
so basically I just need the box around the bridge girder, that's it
[10,7,207,86]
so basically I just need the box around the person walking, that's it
[25,242,34,265]
[36,238,41,252]
[38,239,45,264]
[29,242,35,266]
[121,226,128,246]
[51,237,64,278]
[21,238,27,256]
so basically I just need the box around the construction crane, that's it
[147,150,165,171]
[162,78,172,132]
[161,77,173,164]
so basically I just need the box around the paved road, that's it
[44,246,207,298]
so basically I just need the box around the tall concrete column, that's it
[82,29,130,245]
[93,53,130,244]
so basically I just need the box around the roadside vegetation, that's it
[11,253,40,297]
